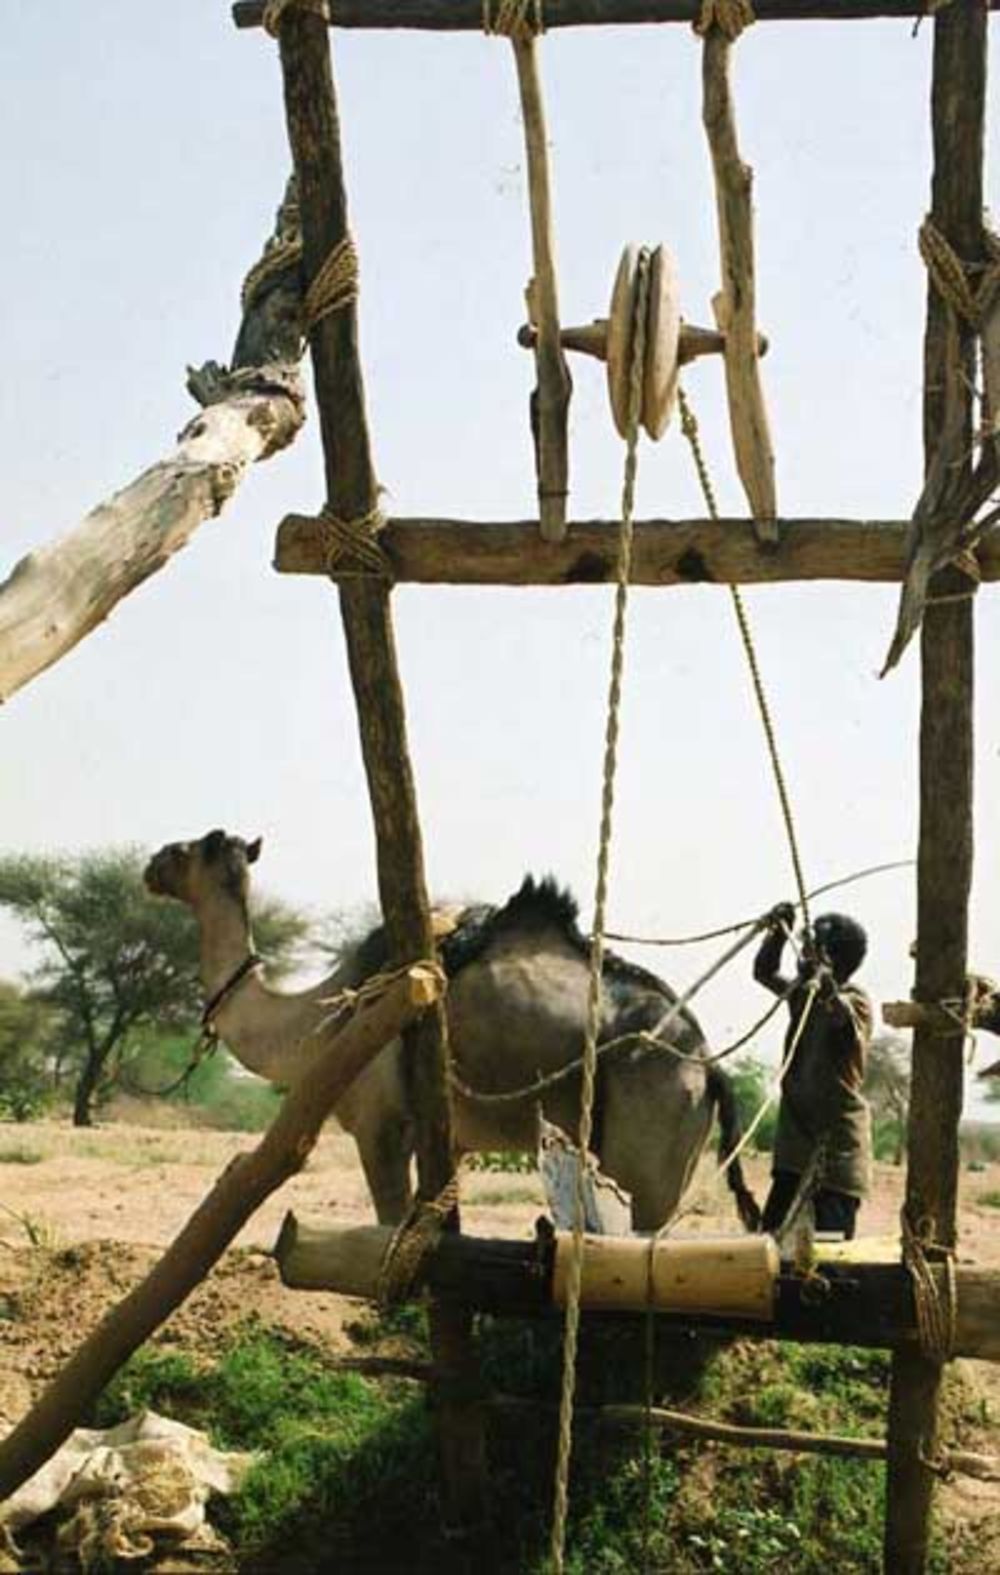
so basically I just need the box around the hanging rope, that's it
[901,1210,957,1363]
[483,0,545,37]
[548,247,651,1575]
[694,0,755,41]
[678,385,811,928]
[262,0,330,37]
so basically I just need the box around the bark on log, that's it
[235,1,1000,30]
[272,7,490,1543]
[0,192,306,705]
[0,964,443,1505]
[885,5,986,1570]
[274,511,1000,585]
[701,24,778,541]
[275,1217,1000,1362]
[511,36,572,542]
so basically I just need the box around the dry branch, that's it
[274,511,1000,586]
[701,25,777,541]
[0,191,307,705]
[234,2,1000,30]
[0,964,443,1505]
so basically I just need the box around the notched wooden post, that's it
[698,12,779,544]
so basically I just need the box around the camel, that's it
[144,829,759,1233]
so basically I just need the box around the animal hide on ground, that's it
[0,1411,255,1571]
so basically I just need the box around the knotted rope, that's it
[313,960,445,1034]
[678,386,811,928]
[694,0,755,40]
[901,1210,957,1364]
[377,1168,463,1308]
[548,247,651,1575]
[483,0,545,37]
[919,217,1000,332]
[318,503,393,580]
[241,236,304,314]
[262,0,330,36]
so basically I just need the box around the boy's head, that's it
[809,912,868,983]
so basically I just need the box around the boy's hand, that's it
[765,901,796,933]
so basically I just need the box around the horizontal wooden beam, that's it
[275,513,1000,588]
[235,1,1000,31]
[276,1218,1000,1362]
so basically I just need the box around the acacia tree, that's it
[865,1033,911,1165]
[0,848,309,1126]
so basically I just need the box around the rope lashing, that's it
[312,959,444,1034]
[483,0,544,37]
[549,247,651,1575]
[694,0,755,40]
[377,1168,462,1308]
[262,0,330,36]
[317,504,393,580]
[901,1210,957,1364]
[919,217,1000,331]
[304,234,360,329]
[241,236,304,314]
[677,385,811,928]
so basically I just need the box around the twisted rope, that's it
[549,247,651,1575]
[901,1210,957,1364]
[377,1169,463,1308]
[919,217,1000,331]
[318,504,393,580]
[263,0,330,36]
[694,0,755,40]
[483,0,544,37]
[678,386,811,929]
[241,236,304,314]
[313,960,445,1035]
[304,234,360,329]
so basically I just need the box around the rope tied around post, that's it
[918,216,1000,332]
[377,1169,463,1308]
[901,1210,957,1365]
[304,234,360,329]
[483,0,544,38]
[318,503,393,580]
[262,0,330,37]
[694,0,755,40]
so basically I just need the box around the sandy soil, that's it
[2,1119,1000,1562]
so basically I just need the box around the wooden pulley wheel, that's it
[606,243,681,441]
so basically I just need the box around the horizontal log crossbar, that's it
[276,1219,1000,1363]
[275,513,1000,588]
[234,2,1000,30]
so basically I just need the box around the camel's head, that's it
[144,830,263,908]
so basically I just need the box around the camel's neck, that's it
[187,887,340,1087]
[194,889,257,999]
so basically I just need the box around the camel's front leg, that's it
[355,1115,415,1226]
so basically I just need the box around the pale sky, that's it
[2,4,999,1113]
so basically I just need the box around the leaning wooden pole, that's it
[270,6,490,1546]
[884,4,987,1570]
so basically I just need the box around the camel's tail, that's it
[706,1065,761,1233]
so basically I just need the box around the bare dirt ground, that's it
[2,1118,1000,1562]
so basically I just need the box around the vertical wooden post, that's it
[884,4,987,1570]
[272,7,490,1547]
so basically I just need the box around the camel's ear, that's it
[203,829,228,861]
[245,837,263,865]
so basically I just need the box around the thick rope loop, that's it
[483,0,545,37]
[901,1210,957,1364]
[263,0,330,36]
[318,504,393,581]
[694,0,755,40]
[377,1169,463,1309]
[678,385,811,929]
[549,246,651,1575]
[919,216,1000,331]
[241,236,304,314]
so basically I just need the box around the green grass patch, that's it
[0,1142,43,1164]
[92,1321,950,1573]
[977,1189,1000,1209]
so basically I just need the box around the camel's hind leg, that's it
[355,1115,415,1226]
[598,1060,714,1232]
